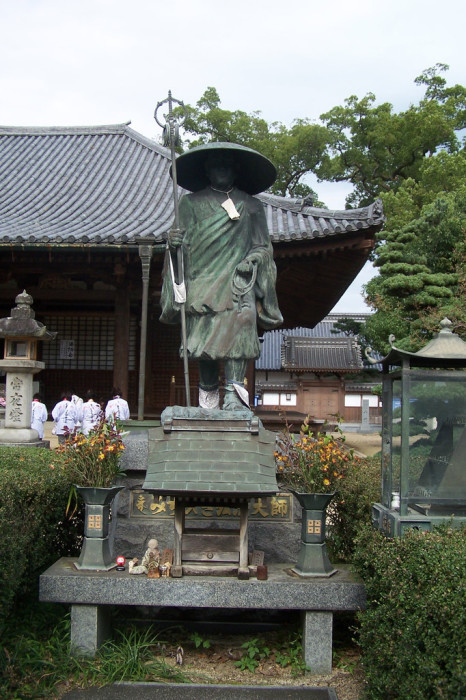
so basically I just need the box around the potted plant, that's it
[56,417,127,570]
[275,416,358,577]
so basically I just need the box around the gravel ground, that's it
[337,432,382,457]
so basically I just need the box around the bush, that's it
[0,447,82,632]
[326,455,381,561]
[352,525,466,699]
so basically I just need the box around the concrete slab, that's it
[63,682,338,699]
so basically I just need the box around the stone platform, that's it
[63,681,338,698]
[39,558,366,674]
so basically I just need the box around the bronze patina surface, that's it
[160,143,283,411]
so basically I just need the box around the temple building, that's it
[0,124,384,417]
[255,314,382,431]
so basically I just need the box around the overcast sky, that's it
[2,0,464,313]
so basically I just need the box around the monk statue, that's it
[160,142,283,411]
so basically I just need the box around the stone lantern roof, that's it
[0,290,57,340]
[379,319,466,370]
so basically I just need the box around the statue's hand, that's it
[168,228,185,248]
[236,255,260,275]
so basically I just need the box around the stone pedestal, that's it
[113,426,299,566]
[70,604,112,657]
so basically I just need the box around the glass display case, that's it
[371,319,466,536]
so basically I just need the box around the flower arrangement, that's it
[275,416,358,494]
[56,417,126,488]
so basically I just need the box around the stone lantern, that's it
[0,290,56,446]
[370,319,466,536]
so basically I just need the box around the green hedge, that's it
[327,455,381,562]
[0,447,82,632]
[352,525,466,699]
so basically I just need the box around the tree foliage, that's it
[176,64,465,208]
[364,186,466,353]
[317,63,465,207]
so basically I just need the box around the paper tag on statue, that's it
[222,197,240,220]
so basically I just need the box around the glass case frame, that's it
[372,319,466,536]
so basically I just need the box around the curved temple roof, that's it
[0,124,384,247]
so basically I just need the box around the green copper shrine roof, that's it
[144,409,278,496]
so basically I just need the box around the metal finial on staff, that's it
[154,92,191,407]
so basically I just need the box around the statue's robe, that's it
[160,186,282,360]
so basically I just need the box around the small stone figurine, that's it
[128,558,147,575]
[128,538,161,576]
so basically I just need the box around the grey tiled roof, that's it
[281,335,363,373]
[256,192,384,244]
[256,314,370,370]
[0,124,173,244]
[0,124,384,246]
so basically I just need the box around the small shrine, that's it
[142,406,278,578]
[0,290,56,446]
[370,318,466,535]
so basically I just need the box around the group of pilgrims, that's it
[31,388,130,443]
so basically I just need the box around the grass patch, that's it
[0,598,188,699]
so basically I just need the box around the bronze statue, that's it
[160,143,283,410]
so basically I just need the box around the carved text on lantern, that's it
[8,377,24,423]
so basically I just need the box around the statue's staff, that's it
[154,91,191,407]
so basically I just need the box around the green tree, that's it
[316,64,465,207]
[364,186,466,353]
[380,150,466,232]
[176,66,464,207]
[331,317,365,337]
